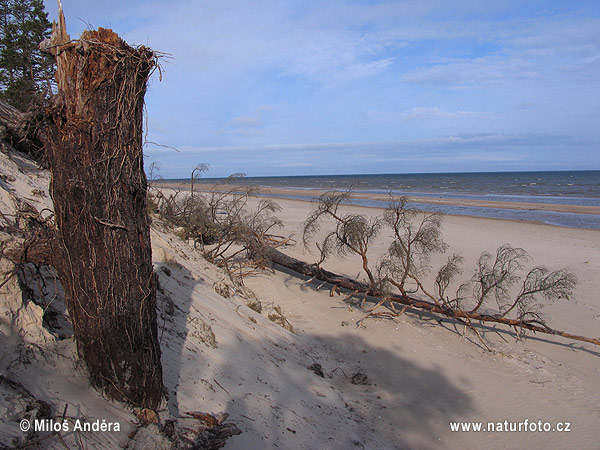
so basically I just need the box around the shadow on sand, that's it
[158,259,475,449]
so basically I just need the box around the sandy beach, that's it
[3,0,600,446]
[151,183,600,449]
[2,152,599,449]
[228,194,600,449]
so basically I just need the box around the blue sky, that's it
[44,0,600,178]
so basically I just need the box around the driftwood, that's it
[39,4,163,408]
[266,247,600,347]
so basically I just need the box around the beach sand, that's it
[147,181,600,448]
[2,156,599,448]
[229,194,600,449]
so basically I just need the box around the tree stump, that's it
[41,7,163,408]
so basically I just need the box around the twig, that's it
[92,216,128,231]
[213,378,231,398]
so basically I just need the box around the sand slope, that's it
[237,196,600,449]
[1,151,599,449]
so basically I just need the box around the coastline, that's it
[149,189,600,448]
[148,182,600,450]
[154,181,600,215]
[153,181,600,228]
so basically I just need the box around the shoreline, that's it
[153,180,600,218]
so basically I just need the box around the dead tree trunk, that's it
[0,99,44,158]
[266,247,600,347]
[40,8,163,408]
[0,100,27,137]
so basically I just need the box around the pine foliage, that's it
[0,0,54,110]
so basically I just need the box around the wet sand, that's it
[154,180,600,216]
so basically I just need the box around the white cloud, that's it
[144,130,596,177]
[407,107,490,119]
[401,14,600,88]
[103,0,410,87]
[363,107,493,123]
[402,55,541,88]
[146,133,578,157]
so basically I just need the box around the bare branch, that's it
[435,253,464,306]
[467,244,529,314]
[379,196,447,298]
[302,189,383,290]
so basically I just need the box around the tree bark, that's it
[40,8,163,408]
[266,247,600,347]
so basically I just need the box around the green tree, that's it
[0,0,54,111]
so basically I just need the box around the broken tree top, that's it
[40,1,159,98]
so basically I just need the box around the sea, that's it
[191,170,600,230]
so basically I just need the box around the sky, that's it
[43,0,600,178]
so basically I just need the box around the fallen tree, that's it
[266,246,600,347]
[266,190,599,349]
[149,168,292,279]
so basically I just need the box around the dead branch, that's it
[265,247,599,347]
